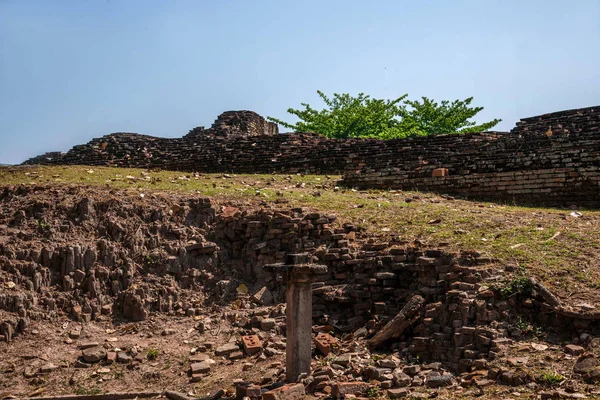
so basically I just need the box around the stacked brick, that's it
[511,105,600,137]
[210,207,576,373]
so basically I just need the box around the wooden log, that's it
[367,295,426,350]
[530,277,600,320]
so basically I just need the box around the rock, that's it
[380,380,394,389]
[262,383,305,400]
[74,359,91,368]
[78,342,99,350]
[229,351,244,360]
[190,361,210,374]
[332,354,351,367]
[260,318,276,331]
[531,343,548,351]
[332,382,370,398]
[377,358,399,369]
[106,351,117,364]
[573,354,598,374]
[81,346,107,363]
[392,369,411,387]
[425,372,454,388]
[252,287,274,305]
[363,366,389,380]
[215,342,239,356]
[387,388,410,399]
[264,347,280,357]
[402,365,420,376]
[39,363,59,373]
[422,362,442,370]
[117,352,132,363]
[565,344,585,356]
[190,353,211,362]
[242,362,253,371]
[68,330,81,339]
[161,328,176,336]
[584,366,600,383]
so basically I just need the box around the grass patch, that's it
[2,165,600,303]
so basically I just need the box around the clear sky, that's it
[1,0,599,164]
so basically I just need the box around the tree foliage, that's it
[268,91,501,139]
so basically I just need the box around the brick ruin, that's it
[22,106,600,207]
[1,186,598,377]
[185,110,279,139]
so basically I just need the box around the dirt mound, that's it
[0,185,222,335]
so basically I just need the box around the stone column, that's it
[265,254,328,382]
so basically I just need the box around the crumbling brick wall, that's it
[184,110,278,139]
[342,106,600,207]
[21,106,600,207]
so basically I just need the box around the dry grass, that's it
[2,165,600,303]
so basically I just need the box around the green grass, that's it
[2,165,600,302]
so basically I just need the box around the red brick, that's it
[106,351,117,365]
[241,335,262,355]
[314,333,338,356]
[262,383,305,400]
[332,382,370,398]
[235,383,261,399]
[387,388,409,398]
[432,168,449,177]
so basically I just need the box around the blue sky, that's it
[1,0,599,164]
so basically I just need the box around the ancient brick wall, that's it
[342,106,600,207]
[21,106,600,207]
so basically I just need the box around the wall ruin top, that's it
[185,110,279,139]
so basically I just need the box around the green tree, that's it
[268,91,501,139]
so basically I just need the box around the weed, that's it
[35,219,50,231]
[147,348,159,360]
[538,370,565,385]
[497,275,533,298]
[365,387,380,398]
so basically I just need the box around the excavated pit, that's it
[1,184,599,397]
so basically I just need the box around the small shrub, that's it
[497,275,533,298]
